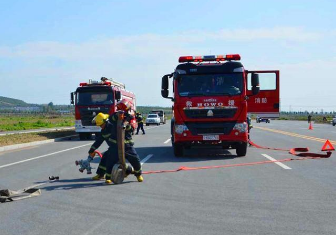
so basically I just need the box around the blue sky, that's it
[0,0,335,111]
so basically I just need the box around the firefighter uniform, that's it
[89,112,142,183]
[136,112,145,135]
[247,116,253,146]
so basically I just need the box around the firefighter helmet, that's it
[92,113,109,126]
[117,99,131,112]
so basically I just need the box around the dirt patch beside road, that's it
[0,130,77,147]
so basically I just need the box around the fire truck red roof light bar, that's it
[178,54,241,63]
[79,82,112,86]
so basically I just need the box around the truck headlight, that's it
[233,122,247,133]
[175,124,188,134]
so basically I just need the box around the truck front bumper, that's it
[174,131,248,146]
[75,120,101,133]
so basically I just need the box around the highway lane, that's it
[1,121,336,235]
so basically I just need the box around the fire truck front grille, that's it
[185,122,236,135]
[184,108,237,119]
[79,108,110,126]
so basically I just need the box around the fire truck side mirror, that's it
[161,75,169,98]
[70,92,74,105]
[251,73,260,95]
[252,86,260,95]
[115,91,121,101]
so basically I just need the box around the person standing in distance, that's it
[135,112,145,135]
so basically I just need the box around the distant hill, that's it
[0,96,29,107]
[0,96,171,114]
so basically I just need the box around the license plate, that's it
[203,135,219,141]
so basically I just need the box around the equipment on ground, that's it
[75,151,102,174]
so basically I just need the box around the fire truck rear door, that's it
[246,70,279,118]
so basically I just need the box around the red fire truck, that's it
[161,54,279,157]
[71,77,137,140]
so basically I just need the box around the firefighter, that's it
[135,112,145,135]
[247,116,253,146]
[89,102,143,184]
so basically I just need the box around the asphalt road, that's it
[1,121,336,235]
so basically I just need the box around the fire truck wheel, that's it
[236,142,247,157]
[79,133,86,140]
[79,133,91,140]
[174,144,184,157]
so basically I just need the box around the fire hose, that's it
[79,142,332,176]
[142,140,332,175]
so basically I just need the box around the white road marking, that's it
[144,125,162,130]
[141,154,153,165]
[164,138,171,144]
[261,154,292,170]
[0,143,92,169]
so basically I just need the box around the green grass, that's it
[278,114,333,124]
[0,115,74,131]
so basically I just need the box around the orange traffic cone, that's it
[309,122,313,130]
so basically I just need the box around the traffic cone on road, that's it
[309,122,313,130]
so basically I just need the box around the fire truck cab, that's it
[161,54,279,157]
[71,77,137,140]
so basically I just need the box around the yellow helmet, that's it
[92,113,109,126]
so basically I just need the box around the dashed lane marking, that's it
[0,143,91,169]
[255,126,336,145]
[262,154,292,170]
[141,154,153,165]
[144,125,164,131]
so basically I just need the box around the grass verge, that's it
[0,130,76,147]
[0,115,74,132]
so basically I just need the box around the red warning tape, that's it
[142,141,332,175]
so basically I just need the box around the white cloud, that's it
[0,27,334,108]
[0,27,323,60]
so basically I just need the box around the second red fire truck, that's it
[161,54,279,157]
[71,77,137,140]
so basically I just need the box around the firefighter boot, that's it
[92,174,104,180]
[136,175,144,182]
[125,165,134,178]
[105,179,113,184]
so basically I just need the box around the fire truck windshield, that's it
[177,74,243,97]
[76,90,113,105]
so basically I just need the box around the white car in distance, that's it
[146,114,161,126]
